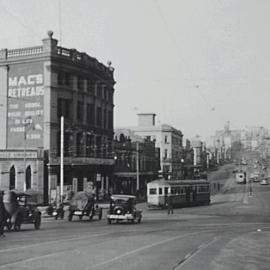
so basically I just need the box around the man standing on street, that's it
[167,193,174,214]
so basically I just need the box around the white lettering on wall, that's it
[9,74,43,87]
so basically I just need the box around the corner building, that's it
[0,31,115,203]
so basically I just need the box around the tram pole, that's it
[60,116,64,203]
[136,141,139,194]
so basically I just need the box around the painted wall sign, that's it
[7,62,44,148]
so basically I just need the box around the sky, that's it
[1,0,270,140]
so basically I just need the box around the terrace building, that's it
[0,31,115,203]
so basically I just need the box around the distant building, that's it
[113,129,160,198]
[0,31,115,203]
[130,113,184,179]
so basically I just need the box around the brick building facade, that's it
[0,31,115,203]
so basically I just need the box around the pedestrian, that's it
[0,191,6,237]
[167,194,174,214]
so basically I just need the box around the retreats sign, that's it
[7,62,44,148]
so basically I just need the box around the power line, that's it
[0,0,40,39]
[151,0,222,117]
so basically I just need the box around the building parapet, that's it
[57,46,114,78]
[7,46,43,58]
[48,156,115,166]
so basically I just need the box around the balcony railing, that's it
[7,46,43,58]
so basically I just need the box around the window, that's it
[26,166,31,190]
[159,188,162,195]
[198,185,209,193]
[65,73,71,86]
[58,72,71,86]
[58,72,64,85]
[58,98,70,119]
[108,89,113,103]
[77,101,84,121]
[9,166,16,190]
[103,109,107,129]
[86,134,94,156]
[96,107,102,127]
[165,135,168,143]
[164,149,168,159]
[164,187,168,195]
[87,78,95,94]
[76,132,84,156]
[77,76,83,91]
[102,85,106,99]
[108,110,113,129]
[86,104,95,126]
[149,188,157,195]
[96,83,102,97]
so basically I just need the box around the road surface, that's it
[1,164,270,270]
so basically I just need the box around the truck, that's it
[68,191,102,221]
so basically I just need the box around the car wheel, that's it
[14,221,21,231]
[34,215,41,230]
[6,220,13,231]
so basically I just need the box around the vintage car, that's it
[107,195,142,224]
[3,190,41,231]
[46,203,65,220]
[68,191,102,221]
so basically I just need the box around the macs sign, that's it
[7,62,44,148]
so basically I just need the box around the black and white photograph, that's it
[0,1,270,269]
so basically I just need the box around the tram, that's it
[147,179,211,208]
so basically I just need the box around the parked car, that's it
[260,179,269,185]
[46,203,65,220]
[68,192,102,221]
[107,195,142,224]
[3,190,41,231]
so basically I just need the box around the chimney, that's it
[137,113,156,127]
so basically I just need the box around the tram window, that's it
[159,188,162,195]
[165,187,168,195]
[149,188,157,195]
[198,186,209,193]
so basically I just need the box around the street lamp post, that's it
[136,141,139,193]
[23,116,32,191]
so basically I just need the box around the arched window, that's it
[9,166,16,190]
[26,166,31,190]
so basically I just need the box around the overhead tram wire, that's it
[151,0,223,117]
[0,0,40,40]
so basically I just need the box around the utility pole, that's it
[60,116,64,203]
[136,142,139,193]
[23,116,32,191]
